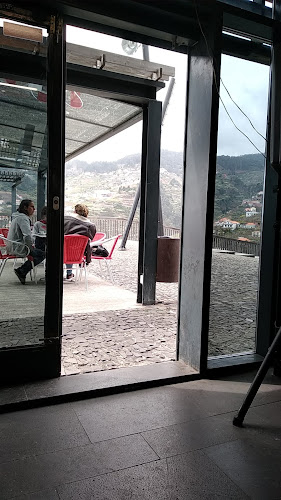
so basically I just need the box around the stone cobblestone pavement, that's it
[0,241,259,375]
[61,241,259,375]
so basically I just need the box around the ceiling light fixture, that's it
[0,81,39,91]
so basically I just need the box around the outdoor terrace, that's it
[0,241,258,377]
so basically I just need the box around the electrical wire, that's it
[220,79,267,142]
[192,0,267,159]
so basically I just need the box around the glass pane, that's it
[208,55,269,358]
[0,20,48,349]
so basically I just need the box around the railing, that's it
[0,215,10,228]
[212,235,260,256]
[93,217,181,240]
[0,214,37,227]
[94,217,140,240]
[93,219,260,255]
[0,214,260,255]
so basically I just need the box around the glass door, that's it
[0,16,65,383]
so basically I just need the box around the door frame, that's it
[0,14,163,383]
[0,14,66,384]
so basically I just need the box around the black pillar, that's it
[45,16,65,353]
[138,100,162,305]
[177,8,222,371]
[137,108,148,304]
[257,0,281,355]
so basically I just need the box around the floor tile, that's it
[0,386,27,407]
[171,378,253,416]
[0,434,158,499]
[73,386,203,442]
[141,412,242,458]
[8,489,59,499]
[245,399,281,435]
[167,450,248,499]
[57,459,169,500]
[0,404,90,463]
[204,437,281,499]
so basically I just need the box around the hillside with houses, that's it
[0,151,265,241]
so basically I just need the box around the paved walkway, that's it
[0,241,259,375]
[61,241,259,375]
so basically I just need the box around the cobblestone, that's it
[61,242,259,374]
[0,241,260,375]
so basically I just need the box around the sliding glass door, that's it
[0,15,65,383]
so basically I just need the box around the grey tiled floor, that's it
[1,370,281,499]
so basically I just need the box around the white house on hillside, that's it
[215,218,240,230]
[245,207,258,217]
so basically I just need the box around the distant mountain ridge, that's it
[65,151,265,226]
[0,151,265,229]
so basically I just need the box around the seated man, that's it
[64,203,96,280]
[7,199,45,285]
[32,205,47,252]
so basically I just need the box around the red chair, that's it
[63,234,89,289]
[0,228,8,247]
[91,234,121,284]
[0,233,35,281]
[0,248,18,278]
[91,232,106,246]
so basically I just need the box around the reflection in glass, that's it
[208,55,269,357]
[0,69,47,347]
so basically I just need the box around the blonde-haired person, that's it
[64,203,96,280]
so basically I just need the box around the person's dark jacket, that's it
[64,214,96,264]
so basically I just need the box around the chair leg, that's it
[84,263,88,291]
[75,264,79,283]
[30,260,37,284]
[105,260,114,284]
[0,258,8,278]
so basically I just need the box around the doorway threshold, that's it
[0,361,198,413]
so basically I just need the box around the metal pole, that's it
[11,183,16,214]
[37,172,46,218]
[119,184,140,250]
[142,44,149,61]
[11,178,23,214]
[233,326,281,427]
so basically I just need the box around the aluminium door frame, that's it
[0,14,65,384]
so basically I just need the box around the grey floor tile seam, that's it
[250,396,281,408]
[0,435,161,469]
[33,458,165,495]
[8,489,60,500]
[134,409,238,435]
[200,445,251,499]
[73,414,164,455]
[141,428,242,461]
[0,439,97,466]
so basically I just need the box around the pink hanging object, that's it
[70,91,83,108]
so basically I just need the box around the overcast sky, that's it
[66,26,270,163]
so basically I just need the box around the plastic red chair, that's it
[91,234,121,283]
[63,234,89,289]
[0,228,8,247]
[0,233,35,281]
[91,232,106,245]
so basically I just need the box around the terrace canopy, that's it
[0,31,174,215]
